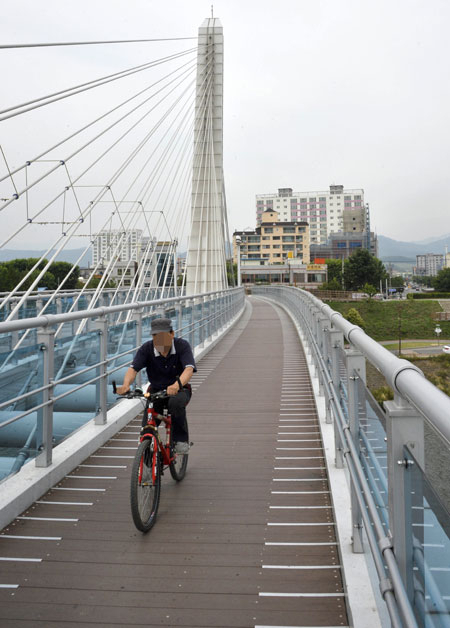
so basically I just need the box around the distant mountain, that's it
[412,234,450,245]
[0,248,92,267]
[378,235,450,260]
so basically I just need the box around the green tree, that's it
[321,277,342,291]
[344,307,365,329]
[325,259,343,285]
[413,275,433,287]
[362,283,377,298]
[343,249,386,291]
[50,262,80,289]
[434,268,450,292]
[226,260,237,286]
[390,276,405,289]
[0,258,80,292]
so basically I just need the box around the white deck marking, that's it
[276,447,323,451]
[99,446,136,450]
[1,535,61,540]
[273,478,326,482]
[0,584,19,589]
[275,457,324,460]
[16,517,78,522]
[36,501,93,506]
[53,487,105,492]
[274,467,326,470]
[79,465,126,469]
[277,439,320,442]
[277,431,319,435]
[91,455,134,459]
[262,564,340,569]
[265,542,337,546]
[272,490,329,494]
[67,476,117,480]
[270,506,331,509]
[259,592,343,597]
[0,557,42,562]
[268,522,334,526]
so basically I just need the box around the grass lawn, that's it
[327,299,450,341]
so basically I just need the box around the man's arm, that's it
[167,366,194,396]
[116,367,138,395]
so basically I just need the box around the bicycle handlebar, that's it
[112,380,168,402]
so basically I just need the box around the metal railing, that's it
[254,285,450,628]
[0,287,245,478]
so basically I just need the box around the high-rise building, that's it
[92,229,142,265]
[256,184,366,244]
[415,254,444,277]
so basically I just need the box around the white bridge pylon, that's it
[185,18,228,295]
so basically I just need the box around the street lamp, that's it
[435,324,442,346]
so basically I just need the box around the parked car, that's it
[442,346,450,354]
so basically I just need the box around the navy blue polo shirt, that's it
[130,337,197,391]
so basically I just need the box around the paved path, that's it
[0,297,348,628]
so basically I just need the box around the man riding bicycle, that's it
[116,317,196,454]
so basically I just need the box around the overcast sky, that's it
[1,0,450,247]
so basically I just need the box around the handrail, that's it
[0,287,242,334]
[0,287,245,475]
[253,286,434,628]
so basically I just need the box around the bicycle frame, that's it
[139,401,175,469]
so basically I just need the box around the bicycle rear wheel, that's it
[169,448,188,481]
[130,437,161,532]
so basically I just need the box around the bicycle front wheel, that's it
[130,437,161,532]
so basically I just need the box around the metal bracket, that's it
[379,577,394,598]
[378,536,393,555]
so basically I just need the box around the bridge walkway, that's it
[0,297,348,628]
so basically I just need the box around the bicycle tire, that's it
[130,437,161,532]
[169,448,188,481]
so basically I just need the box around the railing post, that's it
[329,328,345,467]
[345,348,366,553]
[35,327,55,468]
[189,299,195,347]
[199,297,205,347]
[94,316,108,425]
[132,307,143,388]
[176,303,183,338]
[317,315,328,396]
[384,395,424,602]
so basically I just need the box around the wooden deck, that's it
[0,297,348,627]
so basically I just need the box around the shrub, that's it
[372,386,394,406]
[344,307,365,329]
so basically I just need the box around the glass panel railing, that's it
[357,376,389,533]
[0,342,44,482]
[404,445,450,627]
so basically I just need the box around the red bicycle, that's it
[113,384,189,533]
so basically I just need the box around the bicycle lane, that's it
[0,297,348,627]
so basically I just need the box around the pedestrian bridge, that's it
[1,287,450,628]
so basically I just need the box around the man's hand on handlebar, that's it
[166,383,179,396]
[115,384,130,396]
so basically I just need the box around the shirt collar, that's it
[153,340,176,357]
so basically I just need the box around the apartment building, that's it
[92,229,142,265]
[233,210,310,265]
[415,253,444,277]
[256,184,365,244]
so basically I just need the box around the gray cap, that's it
[151,317,173,334]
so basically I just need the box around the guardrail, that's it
[0,287,245,478]
[254,286,450,628]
